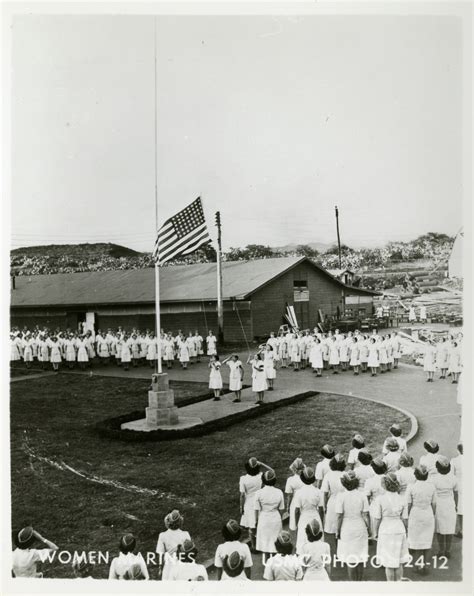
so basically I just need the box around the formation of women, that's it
[9,326,218,371]
[12,427,463,582]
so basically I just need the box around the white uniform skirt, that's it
[11,344,21,361]
[435,496,457,534]
[324,495,339,534]
[407,507,434,549]
[98,343,110,357]
[252,371,268,392]
[337,518,369,564]
[50,346,62,363]
[121,345,131,363]
[264,363,276,380]
[66,345,76,362]
[241,493,258,528]
[23,346,33,362]
[229,373,242,392]
[40,344,49,362]
[256,511,282,553]
[376,531,410,568]
[310,348,323,369]
[296,510,323,554]
[77,346,89,362]
[209,369,223,390]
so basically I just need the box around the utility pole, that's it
[335,205,342,269]
[215,211,224,345]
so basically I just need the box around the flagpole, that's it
[153,17,163,375]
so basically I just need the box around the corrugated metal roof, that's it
[10,257,377,308]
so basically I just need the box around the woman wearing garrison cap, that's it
[156,510,191,580]
[12,526,59,578]
[432,456,458,558]
[285,457,305,534]
[382,423,407,455]
[383,438,402,473]
[335,471,370,581]
[263,531,303,581]
[293,466,324,555]
[300,519,331,581]
[254,470,285,560]
[364,457,388,538]
[396,453,416,497]
[239,458,273,550]
[406,465,436,574]
[321,454,346,556]
[419,440,440,478]
[354,449,375,491]
[372,473,410,581]
[214,520,253,580]
[315,444,335,489]
[347,434,365,470]
[221,551,249,581]
[109,533,149,580]
[168,539,208,581]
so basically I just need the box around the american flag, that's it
[153,197,211,265]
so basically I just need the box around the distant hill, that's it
[11,243,143,259]
[272,242,332,254]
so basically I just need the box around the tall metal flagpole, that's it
[153,18,163,375]
[335,205,342,269]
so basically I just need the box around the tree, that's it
[225,244,279,261]
[294,244,320,258]
[323,244,353,256]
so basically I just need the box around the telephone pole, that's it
[335,205,342,269]
[215,211,224,344]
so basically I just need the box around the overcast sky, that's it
[11,14,463,252]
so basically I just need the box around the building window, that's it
[293,280,309,302]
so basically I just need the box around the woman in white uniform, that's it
[254,470,285,561]
[12,526,59,578]
[347,434,365,470]
[451,443,463,537]
[49,336,62,371]
[293,466,324,554]
[448,341,462,384]
[209,355,223,400]
[64,334,76,369]
[289,333,300,371]
[382,423,407,455]
[10,334,22,363]
[432,456,458,558]
[321,453,346,556]
[383,438,402,473]
[223,354,243,402]
[309,337,323,376]
[263,531,303,581]
[423,341,436,382]
[185,332,197,364]
[391,332,402,369]
[206,331,217,356]
[170,539,208,581]
[367,338,379,376]
[419,440,440,479]
[395,453,416,497]
[22,334,34,369]
[300,519,331,581]
[406,465,436,574]
[335,471,370,581]
[285,458,305,537]
[156,510,191,580]
[163,334,174,370]
[315,444,335,488]
[119,334,131,371]
[359,336,369,372]
[354,449,375,491]
[249,352,267,404]
[109,533,149,580]
[239,457,268,550]
[214,520,252,580]
[278,332,289,368]
[146,333,158,368]
[373,473,409,581]
[436,337,449,379]
[365,457,388,537]
[328,337,340,374]
[76,335,89,370]
[349,337,360,375]
[193,330,203,362]
[178,337,190,369]
[263,345,276,390]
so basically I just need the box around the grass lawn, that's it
[10,374,410,579]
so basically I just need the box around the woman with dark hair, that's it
[432,456,458,558]
[373,473,409,581]
[109,533,149,580]
[406,465,436,574]
[365,457,388,538]
[419,440,440,478]
[239,458,272,550]
[263,531,303,581]
[335,471,370,581]
[156,510,191,580]
[315,444,335,489]
[349,336,360,375]
[254,470,285,561]
[209,354,223,400]
[12,526,58,578]
[447,340,462,383]
[436,337,449,379]
[248,351,267,404]
[293,467,324,554]
[396,453,416,497]
[222,354,243,402]
[347,434,365,470]
[301,519,331,581]
[328,336,340,374]
[383,438,402,473]
[354,449,375,491]
[221,551,249,581]
[321,454,346,555]
[309,337,323,376]
[424,341,437,382]
[214,520,252,580]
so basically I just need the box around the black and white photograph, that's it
[1,1,472,594]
